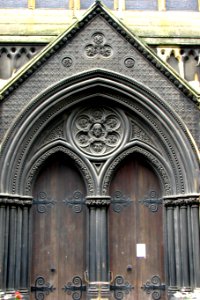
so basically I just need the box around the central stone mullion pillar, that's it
[86,196,110,297]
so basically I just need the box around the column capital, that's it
[163,194,200,207]
[0,194,32,206]
[86,196,111,207]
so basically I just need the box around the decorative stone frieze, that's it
[0,194,32,206]
[164,195,200,207]
[86,196,111,207]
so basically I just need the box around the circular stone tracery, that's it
[70,107,126,156]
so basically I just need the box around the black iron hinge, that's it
[111,191,133,213]
[31,276,56,300]
[63,276,86,300]
[139,191,162,212]
[110,275,134,300]
[141,275,166,300]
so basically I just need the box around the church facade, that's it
[0,1,200,300]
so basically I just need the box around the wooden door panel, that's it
[109,154,166,300]
[31,153,86,300]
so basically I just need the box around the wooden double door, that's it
[31,152,166,299]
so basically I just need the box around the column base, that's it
[87,282,110,299]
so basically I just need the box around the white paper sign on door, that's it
[136,243,146,258]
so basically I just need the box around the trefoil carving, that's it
[85,32,113,58]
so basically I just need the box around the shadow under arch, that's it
[23,141,96,196]
[101,141,175,196]
[0,69,199,196]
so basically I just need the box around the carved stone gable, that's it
[0,3,199,149]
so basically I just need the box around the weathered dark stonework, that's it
[0,1,199,299]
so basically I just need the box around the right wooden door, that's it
[109,153,166,300]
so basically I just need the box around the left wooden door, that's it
[31,153,86,300]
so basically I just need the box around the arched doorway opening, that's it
[109,153,166,299]
[31,152,87,300]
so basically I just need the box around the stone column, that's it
[190,199,200,287]
[179,203,190,287]
[86,196,110,298]
[0,194,32,299]
[164,195,200,297]
[0,200,7,291]
[165,202,177,292]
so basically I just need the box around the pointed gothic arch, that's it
[0,69,199,299]
[0,69,199,196]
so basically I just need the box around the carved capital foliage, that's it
[164,195,200,207]
[86,196,111,207]
[0,194,32,206]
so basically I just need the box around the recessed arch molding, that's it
[0,69,199,197]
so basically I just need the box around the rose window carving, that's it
[70,107,126,156]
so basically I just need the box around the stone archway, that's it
[0,70,199,299]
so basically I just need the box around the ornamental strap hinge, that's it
[111,191,133,213]
[63,276,86,300]
[110,275,134,300]
[31,276,56,300]
[32,192,56,213]
[33,191,85,214]
[139,191,163,212]
[141,275,166,300]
